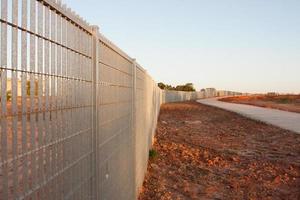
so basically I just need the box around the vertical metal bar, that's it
[29,0,36,197]
[66,19,71,197]
[91,25,99,200]
[56,12,64,200]
[37,2,44,197]
[1,0,8,199]
[11,0,19,198]
[21,0,28,196]
[50,8,58,199]
[61,15,67,199]
[69,30,75,196]
[131,59,137,199]
[44,5,51,199]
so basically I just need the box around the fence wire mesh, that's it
[0,1,202,199]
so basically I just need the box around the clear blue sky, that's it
[64,0,300,93]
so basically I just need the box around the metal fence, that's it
[0,0,199,199]
[0,0,94,199]
[0,0,244,199]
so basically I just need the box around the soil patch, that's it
[138,101,300,200]
[219,95,300,113]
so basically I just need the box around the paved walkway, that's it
[197,98,300,134]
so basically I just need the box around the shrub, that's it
[6,90,12,101]
[149,149,158,159]
[26,80,39,96]
[277,98,290,104]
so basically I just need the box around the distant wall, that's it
[162,90,243,103]
[163,90,198,103]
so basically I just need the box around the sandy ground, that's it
[138,102,300,200]
[219,95,300,113]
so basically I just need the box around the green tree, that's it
[158,82,196,91]
[175,83,195,91]
[158,82,166,90]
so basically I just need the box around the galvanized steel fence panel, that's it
[0,1,199,200]
[0,0,94,199]
[96,34,135,200]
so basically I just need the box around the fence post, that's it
[131,58,137,199]
[91,25,99,200]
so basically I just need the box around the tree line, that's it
[158,82,196,92]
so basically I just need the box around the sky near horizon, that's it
[64,0,300,93]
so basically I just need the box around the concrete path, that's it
[197,98,300,134]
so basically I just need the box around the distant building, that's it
[266,92,279,96]
[217,90,226,97]
[205,88,217,98]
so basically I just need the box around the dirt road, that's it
[138,102,300,200]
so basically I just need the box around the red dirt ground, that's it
[219,95,300,113]
[138,102,300,200]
